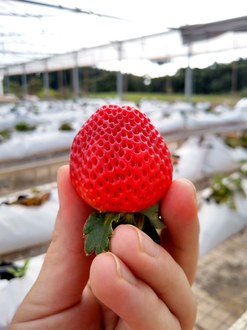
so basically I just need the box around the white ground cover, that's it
[0,184,58,255]
[173,135,244,181]
[0,98,247,163]
[199,191,247,255]
[0,254,44,330]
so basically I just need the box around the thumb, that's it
[13,165,94,321]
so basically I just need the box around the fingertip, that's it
[57,164,69,181]
[57,165,71,205]
[90,251,141,324]
[90,253,118,299]
[167,178,197,202]
[176,178,197,198]
[90,251,137,292]
[160,178,198,225]
[160,179,199,283]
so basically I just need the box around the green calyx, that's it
[83,203,165,256]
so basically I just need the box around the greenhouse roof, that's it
[0,0,247,78]
[180,16,247,44]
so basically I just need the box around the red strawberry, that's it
[69,104,173,254]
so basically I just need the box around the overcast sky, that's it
[2,0,246,44]
[1,0,247,76]
[79,0,246,32]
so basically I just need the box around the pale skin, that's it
[9,165,199,330]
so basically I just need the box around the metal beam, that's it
[9,0,124,19]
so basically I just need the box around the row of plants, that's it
[202,161,247,210]
[0,122,74,143]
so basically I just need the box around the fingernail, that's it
[110,252,137,285]
[134,226,159,257]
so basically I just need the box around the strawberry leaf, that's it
[83,212,120,255]
[140,204,165,229]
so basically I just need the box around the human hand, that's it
[9,165,199,330]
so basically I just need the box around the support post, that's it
[43,60,49,100]
[184,43,193,103]
[21,65,28,96]
[116,42,123,101]
[231,61,238,94]
[5,75,10,94]
[72,52,80,99]
[3,68,10,94]
[0,75,3,96]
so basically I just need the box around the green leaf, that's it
[7,258,30,278]
[140,204,165,229]
[83,212,120,255]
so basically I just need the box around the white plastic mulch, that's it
[0,98,247,163]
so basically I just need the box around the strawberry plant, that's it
[15,122,36,132]
[224,131,247,149]
[0,129,11,143]
[70,104,173,255]
[59,122,74,131]
[204,162,247,210]
[0,259,30,280]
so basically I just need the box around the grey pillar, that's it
[116,42,123,101]
[43,60,50,99]
[21,65,28,96]
[72,53,80,99]
[184,44,192,103]
[0,75,3,96]
[4,75,10,94]
[3,68,10,94]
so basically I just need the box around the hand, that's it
[9,165,199,330]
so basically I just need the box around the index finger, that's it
[12,165,94,322]
[160,179,199,284]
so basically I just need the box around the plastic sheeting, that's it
[173,135,240,181]
[1,98,247,164]
[199,195,247,255]
[0,186,58,254]
[0,255,45,330]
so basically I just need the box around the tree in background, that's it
[3,58,247,97]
